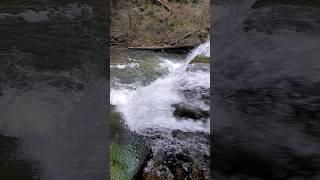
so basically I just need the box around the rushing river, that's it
[110,42,210,179]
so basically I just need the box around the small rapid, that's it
[111,42,210,133]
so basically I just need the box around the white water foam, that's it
[186,41,210,63]
[159,59,183,71]
[111,41,210,133]
[110,62,140,69]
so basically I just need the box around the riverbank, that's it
[111,0,210,48]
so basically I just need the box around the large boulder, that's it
[172,104,209,121]
[111,143,151,180]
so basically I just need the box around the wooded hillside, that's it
[111,0,210,47]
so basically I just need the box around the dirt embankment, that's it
[111,0,210,48]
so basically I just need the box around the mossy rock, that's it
[109,109,151,180]
[190,55,210,64]
[110,143,151,180]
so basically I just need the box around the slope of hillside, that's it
[111,0,210,47]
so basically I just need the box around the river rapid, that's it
[111,42,210,133]
[110,42,210,179]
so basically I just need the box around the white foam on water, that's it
[186,41,210,64]
[110,89,133,106]
[110,62,140,69]
[110,64,126,69]
[111,41,210,133]
[159,59,183,72]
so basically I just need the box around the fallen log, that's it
[128,44,198,52]
[110,42,127,46]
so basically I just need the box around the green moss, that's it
[110,143,146,180]
[190,55,210,64]
[109,109,151,180]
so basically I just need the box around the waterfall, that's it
[111,41,210,133]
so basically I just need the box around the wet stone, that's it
[142,149,209,180]
[172,104,209,121]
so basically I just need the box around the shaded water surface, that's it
[0,1,108,179]
[213,0,320,179]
